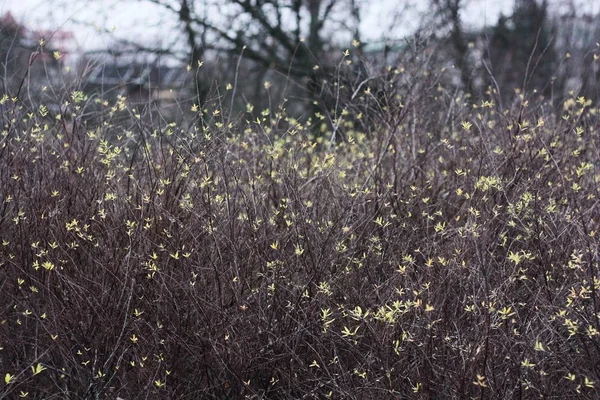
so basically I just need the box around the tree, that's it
[147,0,361,110]
[437,0,471,91]
[0,12,29,94]
[426,0,473,93]
[488,0,556,99]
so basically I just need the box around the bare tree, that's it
[146,0,363,107]
[430,0,471,92]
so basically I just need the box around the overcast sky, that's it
[1,0,597,56]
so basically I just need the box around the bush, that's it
[1,51,600,399]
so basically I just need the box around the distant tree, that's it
[1,12,69,100]
[147,0,364,112]
[0,12,29,93]
[488,0,556,99]
[548,2,600,102]
[430,0,472,93]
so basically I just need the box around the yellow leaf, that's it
[31,363,46,376]
[534,340,545,352]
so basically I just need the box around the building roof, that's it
[87,62,188,88]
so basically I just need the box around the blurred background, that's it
[1,0,599,118]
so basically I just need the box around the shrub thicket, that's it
[1,47,600,399]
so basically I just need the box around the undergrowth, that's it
[1,49,600,399]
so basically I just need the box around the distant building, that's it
[83,53,192,107]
